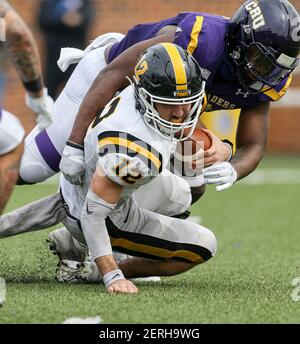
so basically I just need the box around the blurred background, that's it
[2,0,300,154]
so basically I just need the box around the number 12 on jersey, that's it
[114,158,142,185]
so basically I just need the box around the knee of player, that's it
[162,172,192,213]
[196,226,217,261]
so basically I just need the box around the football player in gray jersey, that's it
[0,44,217,294]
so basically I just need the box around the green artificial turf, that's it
[0,156,300,323]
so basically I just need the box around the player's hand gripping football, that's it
[203,129,233,167]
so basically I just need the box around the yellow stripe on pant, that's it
[110,237,204,264]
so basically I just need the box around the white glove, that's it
[59,141,85,185]
[26,88,54,130]
[204,162,238,191]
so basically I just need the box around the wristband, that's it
[103,269,124,288]
[23,77,43,94]
[67,140,84,151]
[222,139,234,162]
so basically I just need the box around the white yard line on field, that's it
[240,169,300,185]
[41,169,300,187]
[62,316,103,324]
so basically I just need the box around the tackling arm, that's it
[0,143,23,214]
[68,31,175,145]
[231,101,270,179]
[60,30,175,184]
[204,101,270,191]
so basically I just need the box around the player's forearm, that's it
[231,103,269,180]
[4,4,43,97]
[0,145,23,214]
[230,142,265,180]
[81,202,120,277]
[0,174,16,214]
[95,255,119,276]
[80,209,120,284]
[80,174,123,276]
[80,180,119,259]
[81,208,114,261]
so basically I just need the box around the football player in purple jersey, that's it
[57,0,300,195]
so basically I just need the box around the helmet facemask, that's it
[136,81,205,141]
[233,25,298,93]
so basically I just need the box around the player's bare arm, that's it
[1,0,43,97]
[69,29,176,145]
[231,101,270,180]
[81,167,138,294]
[0,143,23,214]
[203,101,270,191]
[1,1,54,130]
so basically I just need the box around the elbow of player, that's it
[101,65,130,91]
[195,227,217,260]
[6,23,32,47]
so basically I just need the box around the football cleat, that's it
[55,252,133,284]
[56,258,161,284]
[56,260,101,283]
[47,227,88,262]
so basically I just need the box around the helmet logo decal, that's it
[245,1,265,30]
[135,60,148,81]
[173,90,191,98]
